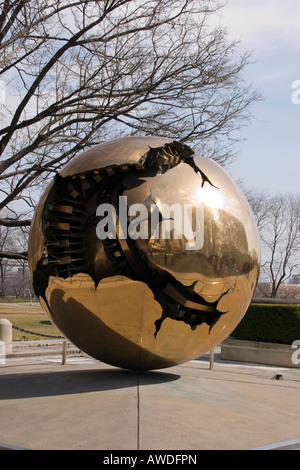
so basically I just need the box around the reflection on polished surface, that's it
[28,136,260,370]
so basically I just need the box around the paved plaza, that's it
[0,350,299,451]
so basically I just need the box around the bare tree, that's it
[0,0,260,258]
[249,192,300,298]
[0,225,13,295]
[5,260,33,298]
[0,222,30,295]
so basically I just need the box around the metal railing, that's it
[2,339,82,365]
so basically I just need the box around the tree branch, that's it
[0,251,28,260]
[0,217,32,227]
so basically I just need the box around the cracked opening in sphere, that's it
[32,140,230,334]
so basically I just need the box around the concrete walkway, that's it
[0,352,299,451]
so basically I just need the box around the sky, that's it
[2,0,299,202]
[219,0,300,195]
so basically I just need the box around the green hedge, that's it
[230,304,300,345]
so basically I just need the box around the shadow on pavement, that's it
[0,368,180,400]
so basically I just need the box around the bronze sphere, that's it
[28,136,260,370]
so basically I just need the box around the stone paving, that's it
[0,350,299,451]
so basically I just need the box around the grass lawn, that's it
[0,303,63,341]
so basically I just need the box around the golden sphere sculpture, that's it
[28,136,260,370]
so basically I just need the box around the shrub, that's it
[230,304,300,345]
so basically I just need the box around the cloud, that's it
[217,1,300,195]
[220,0,300,51]
[216,1,300,92]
